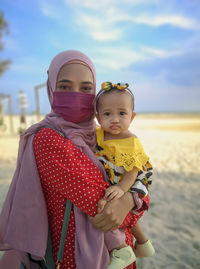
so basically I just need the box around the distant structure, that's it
[34,83,46,121]
[18,90,28,134]
[0,93,14,133]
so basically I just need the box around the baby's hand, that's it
[97,198,107,214]
[104,185,124,201]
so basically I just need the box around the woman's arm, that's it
[33,128,109,217]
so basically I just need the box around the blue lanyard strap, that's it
[57,200,72,267]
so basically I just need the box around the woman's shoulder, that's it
[36,127,66,138]
[35,127,62,138]
[33,127,69,147]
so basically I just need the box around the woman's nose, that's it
[72,86,80,92]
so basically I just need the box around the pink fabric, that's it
[47,50,96,105]
[0,50,125,269]
[52,91,95,123]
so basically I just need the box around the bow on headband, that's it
[101,81,129,91]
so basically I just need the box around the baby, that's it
[95,82,155,267]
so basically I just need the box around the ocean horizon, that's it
[2,111,200,117]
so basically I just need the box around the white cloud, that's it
[40,0,63,19]
[92,31,121,42]
[95,47,148,70]
[75,8,200,43]
[133,15,200,30]
[37,0,200,73]
[63,1,160,42]
[93,45,181,71]
[65,0,159,10]
[39,0,200,43]
[76,12,123,41]
[141,47,183,58]
[64,0,200,40]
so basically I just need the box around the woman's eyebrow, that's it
[57,79,72,83]
[57,80,93,85]
[82,81,93,85]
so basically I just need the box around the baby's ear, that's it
[131,112,136,121]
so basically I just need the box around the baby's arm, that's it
[104,167,139,201]
[97,167,139,213]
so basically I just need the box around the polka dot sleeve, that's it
[33,128,109,217]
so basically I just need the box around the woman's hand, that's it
[89,192,134,231]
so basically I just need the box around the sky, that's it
[0,0,200,114]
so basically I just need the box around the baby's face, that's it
[96,90,135,137]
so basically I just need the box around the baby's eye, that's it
[104,112,110,116]
[120,111,126,115]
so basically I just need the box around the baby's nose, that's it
[111,116,119,122]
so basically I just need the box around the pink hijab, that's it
[0,50,124,269]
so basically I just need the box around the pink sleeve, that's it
[33,128,109,216]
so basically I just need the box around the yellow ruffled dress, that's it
[96,127,152,187]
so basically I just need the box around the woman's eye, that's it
[81,87,93,92]
[58,84,70,90]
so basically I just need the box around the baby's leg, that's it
[131,222,155,257]
[105,230,136,269]
[131,222,148,244]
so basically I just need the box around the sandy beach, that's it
[0,114,200,268]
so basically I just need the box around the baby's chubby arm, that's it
[104,167,139,201]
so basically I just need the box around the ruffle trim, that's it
[115,151,149,172]
[96,126,150,171]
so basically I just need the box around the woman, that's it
[0,50,148,268]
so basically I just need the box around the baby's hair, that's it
[96,87,135,112]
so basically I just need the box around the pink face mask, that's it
[52,91,95,123]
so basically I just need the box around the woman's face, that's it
[55,63,95,94]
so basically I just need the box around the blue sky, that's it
[0,0,200,114]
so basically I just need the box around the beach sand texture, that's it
[0,114,200,269]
